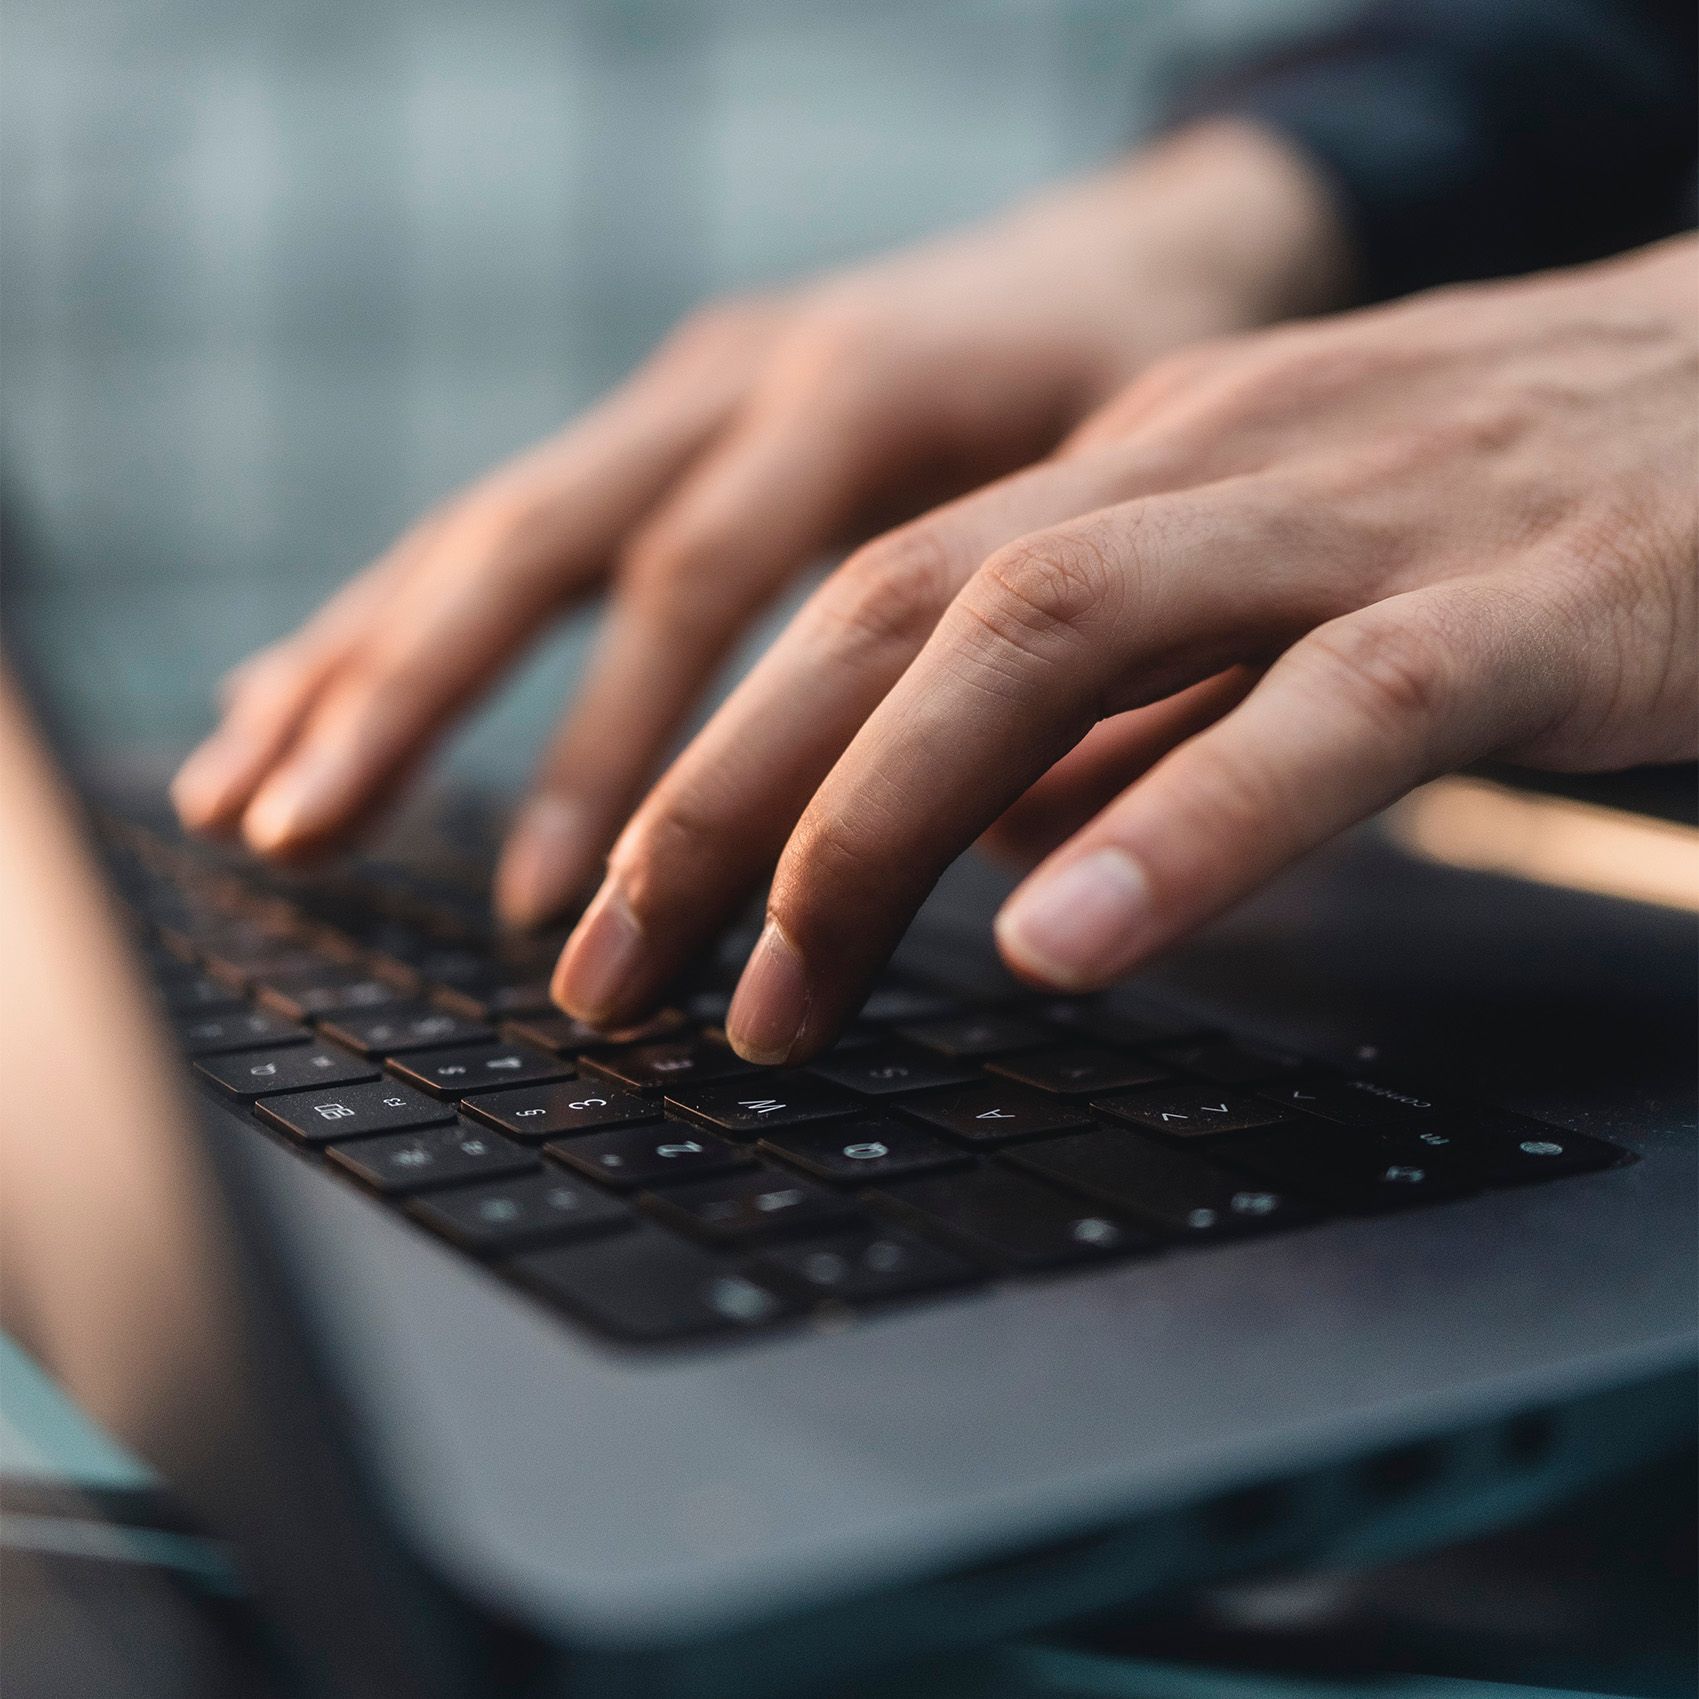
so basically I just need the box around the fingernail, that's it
[726,920,810,1065]
[554,879,645,1022]
[242,754,340,854]
[995,846,1150,989]
[171,736,251,826]
[496,797,594,929]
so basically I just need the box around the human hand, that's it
[551,236,1698,1062]
[170,121,1345,926]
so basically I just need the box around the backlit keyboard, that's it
[103,814,1629,1348]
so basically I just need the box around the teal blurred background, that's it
[1,0,1338,784]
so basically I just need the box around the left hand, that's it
[551,236,1699,1063]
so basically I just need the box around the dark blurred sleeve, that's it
[1185,0,1698,300]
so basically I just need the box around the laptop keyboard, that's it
[104,815,1630,1349]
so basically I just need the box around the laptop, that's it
[2,666,1694,1698]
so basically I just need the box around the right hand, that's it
[171,120,1348,929]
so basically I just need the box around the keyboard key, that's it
[1211,1126,1478,1212]
[1036,998,1208,1048]
[807,1042,979,1099]
[159,974,246,1017]
[898,1083,1094,1146]
[203,945,328,992]
[196,1045,379,1100]
[1155,1037,1307,1086]
[664,1072,861,1136]
[256,1080,456,1144]
[407,1172,632,1252]
[545,1125,752,1190]
[431,978,556,1022]
[755,1229,980,1305]
[318,1004,496,1057]
[1257,1080,1467,1134]
[1007,1128,1317,1241]
[463,1082,658,1140]
[641,1168,863,1244]
[895,1011,1049,1059]
[758,1118,970,1184]
[1447,1126,1624,1186]
[502,1009,685,1055]
[254,968,407,1024]
[327,1125,537,1194]
[579,1038,754,1094]
[873,1167,1149,1271]
[174,1009,308,1056]
[985,1045,1169,1097]
[856,983,956,1023]
[386,1042,573,1099]
[1093,1086,1291,1138]
[510,1228,799,1343]
[1256,1078,1567,1154]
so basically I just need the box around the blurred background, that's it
[1,0,1343,782]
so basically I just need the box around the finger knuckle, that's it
[769,808,885,941]
[960,530,1121,662]
[1301,609,1452,732]
[620,519,724,619]
[776,293,889,381]
[811,525,952,653]
[655,294,772,365]
[611,793,718,906]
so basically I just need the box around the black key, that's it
[319,1004,496,1057]
[387,1042,573,1099]
[1036,998,1208,1048]
[196,1045,379,1100]
[1292,1116,1622,1189]
[874,1167,1148,1270]
[1155,1037,1307,1087]
[1093,1086,1291,1138]
[1007,1128,1317,1241]
[1250,1080,1590,1175]
[174,1009,308,1057]
[511,1227,798,1343]
[256,1080,456,1144]
[1257,1077,1535,1145]
[407,1172,632,1252]
[759,1118,970,1185]
[1270,1080,1624,1189]
[856,983,956,1023]
[254,967,407,1024]
[431,978,556,1022]
[665,1072,861,1136]
[1448,1125,1624,1186]
[642,1168,863,1244]
[502,1009,686,1055]
[899,1083,1094,1146]
[545,1125,752,1190]
[580,1038,754,1094]
[1211,1126,1477,1212]
[895,1011,1049,1059]
[159,975,245,1017]
[755,1228,980,1305]
[327,1125,537,1194]
[463,1081,658,1140]
[808,1042,978,1099]
[204,946,328,992]
[986,1045,1169,1097]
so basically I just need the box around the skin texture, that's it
[170,121,1349,925]
[545,235,1698,1062]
